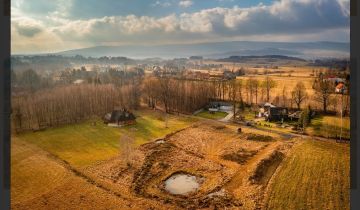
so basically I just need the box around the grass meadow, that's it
[13,110,197,168]
[266,139,349,210]
[195,110,228,120]
[307,115,350,139]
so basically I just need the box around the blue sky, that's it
[11,0,350,53]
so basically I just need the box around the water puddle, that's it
[155,139,165,144]
[164,173,201,195]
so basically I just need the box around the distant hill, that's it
[54,41,349,59]
[218,55,307,62]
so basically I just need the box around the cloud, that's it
[17,26,42,37]
[12,17,44,37]
[179,0,193,8]
[51,0,348,37]
[152,1,172,7]
[11,0,350,53]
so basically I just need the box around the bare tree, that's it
[228,80,238,117]
[262,76,276,102]
[291,82,308,110]
[252,79,260,104]
[313,77,333,112]
[282,86,287,107]
[157,77,172,113]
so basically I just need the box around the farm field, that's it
[237,74,316,98]
[11,109,350,210]
[265,139,349,210]
[11,139,134,210]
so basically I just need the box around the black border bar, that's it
[0,0,10,209]
[350,0,360,210]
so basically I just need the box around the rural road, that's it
[219,110,235,122]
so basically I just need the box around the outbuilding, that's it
[103,109,136,126]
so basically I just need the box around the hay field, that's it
[265,139,349,210]
[11,109,350,209]
[11,138,133,210]
[237,74,316,98]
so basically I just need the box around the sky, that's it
[11,0,350,54]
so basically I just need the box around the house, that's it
[335,82,347,94]
[266,107,288,122]
[258,103,276,118]
[103,109,136,125]
[263,102,276,112]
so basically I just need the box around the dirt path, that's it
[224,141,282,193]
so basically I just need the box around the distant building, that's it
[103,109,136,125]
[335,82,347,94]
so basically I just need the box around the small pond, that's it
[164,173,200,195]
[155,139,165,144]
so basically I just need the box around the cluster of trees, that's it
[11,69,54,92]
[11,55,136,73]
[143,77,216,114]
[12,83,141,132]
[213,76,277,106]
[12,66,145,92]
[59,66,145,86]
[11,68,350,133]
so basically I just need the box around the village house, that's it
[335,82,347,94]
[103,109,136,126]
[266,107,289,122]
[258,102,289,122]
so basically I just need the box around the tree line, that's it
[11,71,349,133]
[12,83,141,133]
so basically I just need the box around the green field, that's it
[266,140,349,210]
[306,115,350,139]
[195,110,228,120]
[14,110,197,168]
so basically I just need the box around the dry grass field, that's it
[11,138,133,210]
[307,115,350,139]
[237,74,316,103]
[11,109,350,210]
[265,139,349,210]
[14,109,196,168]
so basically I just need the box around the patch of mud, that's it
[131,136,242,209]
[246,133,274,142]
[249,150,285,185]
[221,148,258,164]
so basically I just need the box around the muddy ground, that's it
[83,120,296,209]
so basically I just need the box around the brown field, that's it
[265,139,349,210]
[11,110,349,210]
